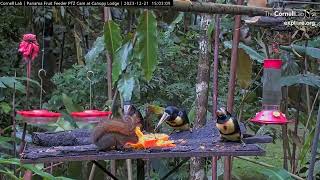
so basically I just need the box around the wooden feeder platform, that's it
[20,121,272,164]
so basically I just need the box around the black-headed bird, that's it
[216,107,246,145]
[155,106,192,134]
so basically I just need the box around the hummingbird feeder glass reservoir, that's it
[250,59,289,124]
[71,110,112,123]
[17,110,61,124]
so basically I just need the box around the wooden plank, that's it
[32,129,92,147]
[21,121,271,164]
[21,143,265,164]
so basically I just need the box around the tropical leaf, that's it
[280,74,320,88]
[112,41,134,84]
[311,160,320,176]
[0,169,19,180]
[62,93,84,114]
[0,158,75,180]
[281,53,299,76]
[0,76,25,92]
[299,127,315,167]
[104,20,122,58]
[0,136,14,150]
[164,12,184,38]
[224,41,264,63]
[85,36,105,62]
[280,44,320,59]
[14,77,41,87]
[135,10,158,81]
[257,167,293,180]
[0,102,11,113]
[117,73,135,102]
[0,81,5,88]
[237,49,252,89]
[58,112,78,130]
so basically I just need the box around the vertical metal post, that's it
[212,157,218,180]
[212,14,221,180]
[103,7,116,177]
[12,71,17,173]
[225,0,243,179]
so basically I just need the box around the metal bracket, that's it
[91,160,118,180]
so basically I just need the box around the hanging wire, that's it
[38,69,46,109]
[41,6,46,69]
[87,71,94,109]
[38,5,46,109]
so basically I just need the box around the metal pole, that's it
[91,160,119,180]
[12,71,17,173]
[225,0,243,179]
[212,14,221,180]
[212,156,218,180]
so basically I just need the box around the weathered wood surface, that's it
[244,16,290,31]
[21,121,272,164]
[32,123,271,147]
[143,1,304,16]
[32,129,92,147]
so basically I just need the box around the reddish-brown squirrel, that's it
[92,104,144,151]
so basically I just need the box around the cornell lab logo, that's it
[265,9,319,19]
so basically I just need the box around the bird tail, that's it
[242,133,254,138]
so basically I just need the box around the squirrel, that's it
[92,103,144,151]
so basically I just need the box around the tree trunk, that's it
[190,2,212,179]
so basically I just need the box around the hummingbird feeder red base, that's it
[17,110,61,124]
[250,110,290,125]
[71,110,112,123]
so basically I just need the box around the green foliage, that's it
[117,73,135,102]
[104,20,122,57]
[0,136,14,151]
[164,12,184,38]
[139,28,198,109]
[237,49,252,89]
[113,41,134,83]
[47,56,107,111]
[280,74,320,88]
[0,101,11,114]
[256,167,293,180]
[224,41,264,63]
[85,36,105,62]
[299,127,315,169]
[135,10,158,82]
[0,76,26,93]
[62,93,84,113]
[0,158,75,180]
[280,44,320,59]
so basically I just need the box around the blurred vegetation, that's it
[0,5,319,180]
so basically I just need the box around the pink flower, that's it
[18,34,40,61]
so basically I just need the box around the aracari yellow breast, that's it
[216,119,236,135]
[166,117,184,127]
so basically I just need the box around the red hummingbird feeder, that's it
[70,71,112,123]
[250,59,289,124]
[71,110,112,123]
[17,34,61,124]
[17,110,61,124]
